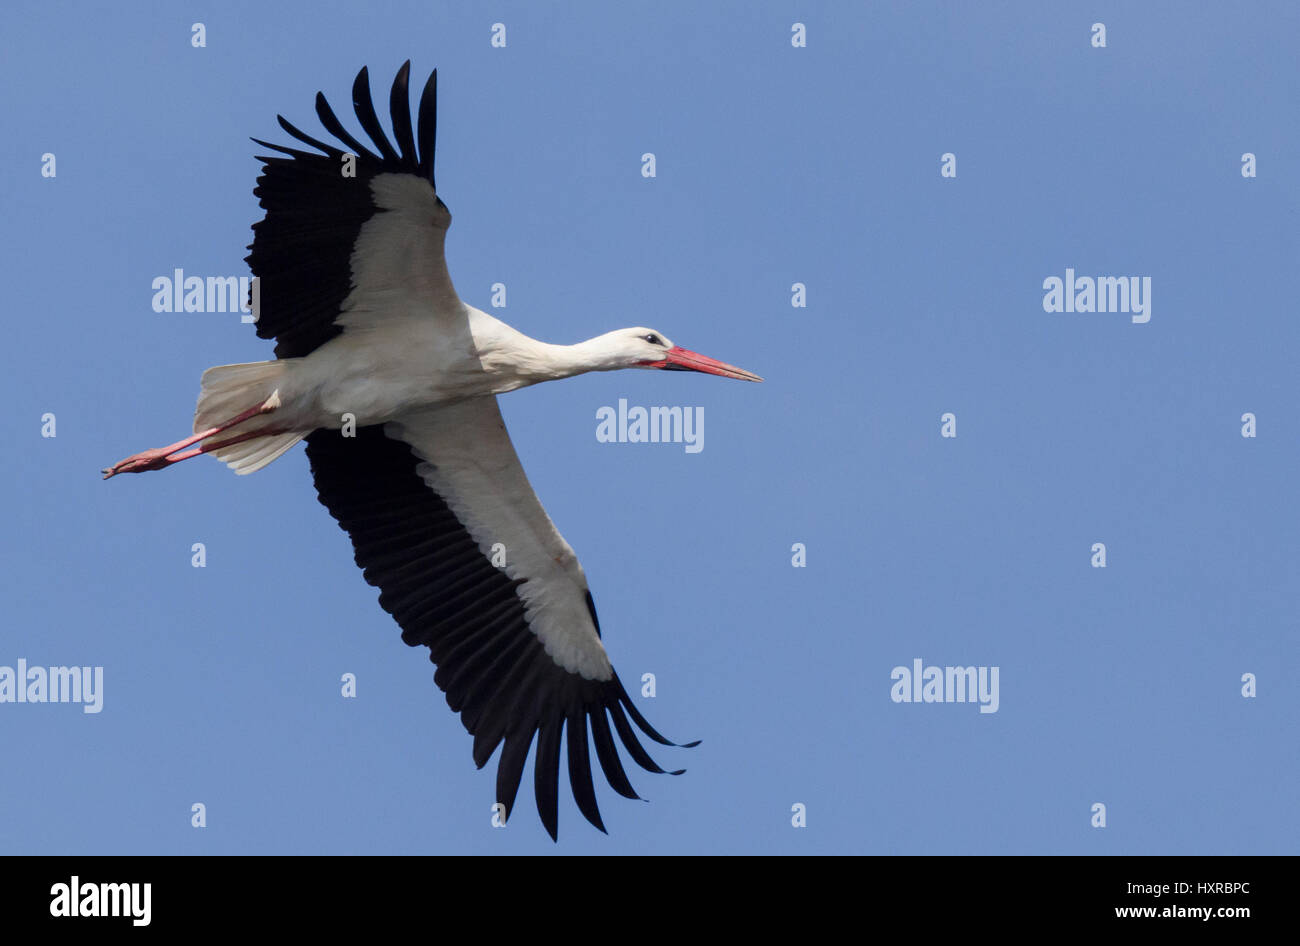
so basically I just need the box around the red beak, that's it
[657,346,764,382]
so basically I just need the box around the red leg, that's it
[157,425,289,464]
[102,396,280,479]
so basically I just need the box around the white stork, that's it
[103,62,761,840]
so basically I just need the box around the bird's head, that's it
[600,327,763,381]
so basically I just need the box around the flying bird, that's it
[103,62,761,839]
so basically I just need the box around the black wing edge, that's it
[260,60,434,181]
[244,62,440,359]
[305,424,699,841]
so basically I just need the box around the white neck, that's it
[520,335,626,381]
[471,313,631,391]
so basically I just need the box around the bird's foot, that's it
[102,447,182,479]
[102,396,283,480]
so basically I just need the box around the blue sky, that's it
[2,1,1297,854]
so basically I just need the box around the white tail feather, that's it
[194,361,306,474]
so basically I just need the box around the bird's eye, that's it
[644,334,663,346]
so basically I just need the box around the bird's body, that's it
[251,304,675,431]
[104,62,760,839]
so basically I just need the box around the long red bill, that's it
[658,346,763,382]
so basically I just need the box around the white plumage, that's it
[104,62,759,839]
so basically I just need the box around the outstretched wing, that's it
[246,61,460,359]
[305,398,697,840]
